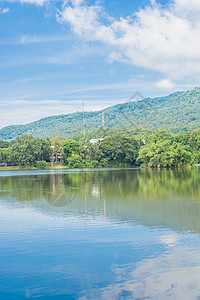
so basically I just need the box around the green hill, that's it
[1,87,200,140]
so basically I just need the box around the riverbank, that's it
[0,165,195,172]
[0,164,68,171]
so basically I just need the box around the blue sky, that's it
[0,0,199,128]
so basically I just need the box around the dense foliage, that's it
[8,135,52,167]
[0,141,9,148]
[0,128,200,168]
[0,87,200,141]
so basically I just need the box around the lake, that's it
[0,168,200,299]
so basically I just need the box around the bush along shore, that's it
[0,127,200,170]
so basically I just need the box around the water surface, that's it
[0,168,200,299]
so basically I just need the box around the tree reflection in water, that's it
[0,168,200,233]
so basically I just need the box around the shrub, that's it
[36,161,47,169]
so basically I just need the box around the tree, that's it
[67,154,84,168]
[10,134,51,167]
[101,134,139,166]
[189,129,200,164]
[138,137,192,168]
[80,141,103,163]
[169,143,192,167]
[62,140,81,164]
[40,140,52,162]
[0,148,12,166]
[51,136,64,163]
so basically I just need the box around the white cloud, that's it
[19,0,47,5]
[85,245,200,300]
[71,0,84,6]
[107,52,127,64]
[174,0,200,11]
[159,234,180,247]
[0,7,10,14]
[58,0,200,80]
[3,0,47,5]
[20,35,26,44]
[58,3,102,38]
[154,79,177,91]
[0,34,72,45]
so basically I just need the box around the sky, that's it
[0,0,200,128]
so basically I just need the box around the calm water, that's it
[0,168,200,299]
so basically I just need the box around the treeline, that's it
[0,128,200,169]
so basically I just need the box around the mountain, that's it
[0,87,200,140]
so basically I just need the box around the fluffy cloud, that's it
[0,8,10,14]
[58,0,200,80]
[154,79,177,91]
[174,0,200,11]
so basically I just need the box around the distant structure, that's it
[90,138,103,144]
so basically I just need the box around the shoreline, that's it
[0,165,195,172]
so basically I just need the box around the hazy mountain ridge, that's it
[1,87,200,140]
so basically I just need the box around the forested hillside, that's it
[0,87,200,140]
